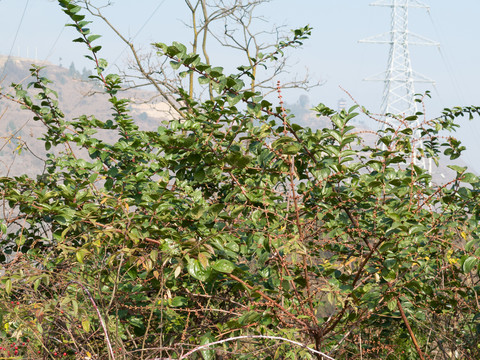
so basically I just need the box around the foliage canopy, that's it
[1,1,480,359]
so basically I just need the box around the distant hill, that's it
[0,55,173,177]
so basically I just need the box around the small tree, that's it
[68,61,78,77]
[79,0,321,110]
[1,1,480,359]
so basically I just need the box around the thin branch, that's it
[166,335,337,360]
[83,1,185,117]
[67,281,116,360]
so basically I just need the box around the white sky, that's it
[1,0,480,171]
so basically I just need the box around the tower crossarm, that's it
[362,70,435,84]
[359,31,439,46]
[370,0,429,9]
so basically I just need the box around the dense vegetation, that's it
[1,1,480,359]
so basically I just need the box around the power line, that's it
[108,0,167,69]
[1,0,30,79]
[426,10,465,105]
[133,0,167,41]
[69,0,167,114]
[44,25,66,63]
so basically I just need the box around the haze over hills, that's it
[0,55,173,177]
[0,55,471,184]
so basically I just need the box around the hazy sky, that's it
[1,0,480,171]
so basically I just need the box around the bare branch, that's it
[153,335,337,360]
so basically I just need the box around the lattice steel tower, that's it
[360,0,438,170]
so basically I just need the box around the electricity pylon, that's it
[360,0,438,171]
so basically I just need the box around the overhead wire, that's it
[1,0,30,79]
[107,0,167,70]
[69,0,167,114]
[426,8,480,172]
[426,8,465,105]
[44,25,66,63]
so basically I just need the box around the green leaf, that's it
[71,14,85,22]
[462,173,478,184]
[128,317,144,328]
[463,256,478,273]
[170,296,187,307]
[246,103,261,117]
[69,5,82,14]
[87,34,101,43]
[34,278,41,292]
[387,299,397,312]
[194,168,205,181]
[198,252,209,269]
[88,172,98,183]
[382,270,396,282]
[466,239,479,252]
[76,249,89,264]
[198,76,210,85]
[212,259,235,274]
[187,259,211,282]
[447,165,466,174]
[72,299,79,317]
[190,205,206,219]
[238,311,261,325]
[5,279,12,295]
[170,61,182,70]
[82,319,91,333]
[226,92,242,106]
[209,66,224,77]
[183,54,200,65]
[408,225,426,235]
[283,143,302,155]
[226,152,251,168]
[209,203,224,217]
[200,333,215,360]
[379,241,395,253]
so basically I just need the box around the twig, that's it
[67,281,116,360]
[396,297,426,360]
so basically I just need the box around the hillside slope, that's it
[0,55,172,176]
